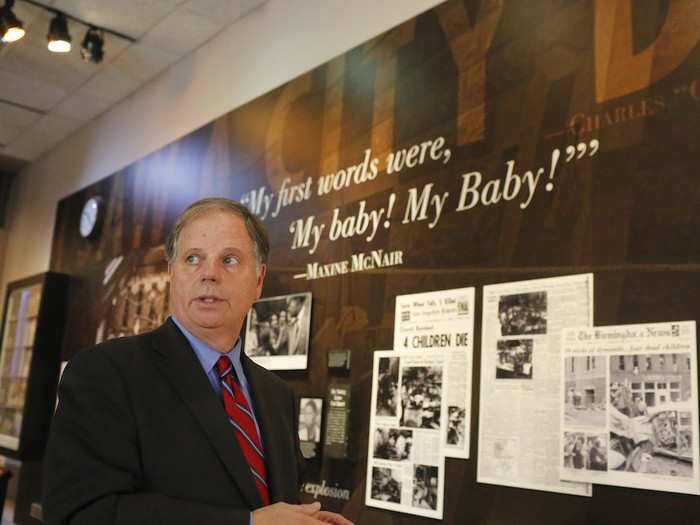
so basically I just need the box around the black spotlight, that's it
[47,12,71,53]
[81,27,104,63]
[0,0,25,43]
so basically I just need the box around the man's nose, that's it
[200,258,221,282]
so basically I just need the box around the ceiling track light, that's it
[14,0,137,63]
[81,26,103,63]
[47,12,71,52]
[0,0,25,43]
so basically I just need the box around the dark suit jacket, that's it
[42,318,303,525]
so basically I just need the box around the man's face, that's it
[288,298,302,317]
[169,210,265,349]
[302,403,316,426]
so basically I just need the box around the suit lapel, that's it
[242,354,289,503]
[151,319,264,509]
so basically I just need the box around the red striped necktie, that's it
[216,356,270,506]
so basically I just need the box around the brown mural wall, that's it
[49,1,700,523]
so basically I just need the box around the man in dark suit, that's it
[42,198,352,525]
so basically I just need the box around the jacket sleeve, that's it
[41,348,250,525]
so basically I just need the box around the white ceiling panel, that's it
[0,68,67,110]
[183,0,266,25]
[0,104,43,145]
[109,42,178,84]
[52,87,112,122]
[77,62,142,105]
[3,112,83,159]
[140,7,222,56]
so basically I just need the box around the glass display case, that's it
[0,272,68,459]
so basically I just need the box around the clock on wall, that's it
[79,196,104,239]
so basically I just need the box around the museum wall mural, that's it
[49,0,700,523]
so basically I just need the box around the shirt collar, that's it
[171,315,242,374]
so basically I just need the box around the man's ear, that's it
[255,264,266,298]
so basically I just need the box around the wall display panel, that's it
[49,1,700,523]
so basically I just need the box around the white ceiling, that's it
[0,0,266,168]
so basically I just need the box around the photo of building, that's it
[610,353,692,413]
[564,356,606,427]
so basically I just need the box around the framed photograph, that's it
[244,292,311,370]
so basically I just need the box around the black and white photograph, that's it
[244,292,311,370]
[496,339,533,379]
[608,351,695,478]
[370,467,401,503]
[400,366,442,429]
[610,353,692,416]
[376,357,400,417]
[607,352,695,477]
[90,247,170,347]
[563,432,586,469]
[412,465,438,510]
[373,427,413,461]
[586,434,608,471]
[564,356,606,426]
[447,406,466,446]
[609,408,694,477]
[298,397,323,443]
[563,432,607,470]
[498,291,547,336]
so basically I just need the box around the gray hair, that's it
[165,198,269,273]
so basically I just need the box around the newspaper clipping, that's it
[394,287,475,458]
[477,274,593,496]
[560,321,699,495]
[366,350,446,520]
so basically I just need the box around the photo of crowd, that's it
[496,339,533,379]
[498,291,547,336]
[244,292,311,358]
[373,428,413,461]
[376,357,400,417]
[563,432,608,471]
[400,366,442,429]
[371,467,401,503]
[412,464,438,510]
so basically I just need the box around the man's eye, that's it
[186,254,200,264]
[223,256,237,265]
